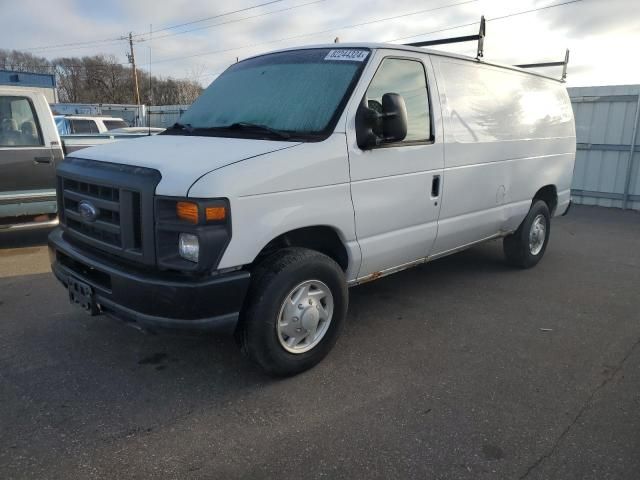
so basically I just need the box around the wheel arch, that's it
[533,185,558,215]
[252,225,351,272]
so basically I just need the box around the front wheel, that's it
[503,200,551,268]
[239,247,348,376]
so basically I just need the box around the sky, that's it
[1,0,639,88]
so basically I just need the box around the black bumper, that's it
[48,228,250,333]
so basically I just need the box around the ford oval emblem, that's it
[78,200,99,223]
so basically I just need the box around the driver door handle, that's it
[431,175,441,198]
[34,156,52,165]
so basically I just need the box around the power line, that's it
[19,0,284,52]
[132,0,282,38]
[150,0,481,65]
[388,0,585,43]
[8,0,586,82]
[161,0,583,70]
[139,0,326,43]
[20,37,124,52]
[189,0,585,84]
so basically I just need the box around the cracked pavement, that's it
[1,204,639,479]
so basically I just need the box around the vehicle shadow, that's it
[0,227,54,249]
[2,240,516,465]
[346,241,510,335]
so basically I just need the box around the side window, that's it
[55,117,71,136]
[365,58,431,143]
[0,96,44,147]
[103,120,128,130]
[71,119,99,134]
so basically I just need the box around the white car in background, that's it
[54,115,129,135]
[108,127,165,135]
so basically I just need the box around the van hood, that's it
[72,135,301,196]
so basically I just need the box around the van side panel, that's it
[188,133,362,280]
[430,57,575,255]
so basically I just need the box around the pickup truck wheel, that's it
[239,247,348,376]
[503,200,551,268]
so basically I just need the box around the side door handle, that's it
[34,156,52,165]
[431,175,441,198]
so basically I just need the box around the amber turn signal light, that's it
[205,206,226,221]
[176,201,199,223]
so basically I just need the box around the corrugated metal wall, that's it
[148,105,189,128]
[568,85,640,210]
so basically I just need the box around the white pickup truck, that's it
[1,87,64,230]
[48,44,576,375]
[0,87,154,230]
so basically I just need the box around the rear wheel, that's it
[503,200,551,268]
[239,247,348,376]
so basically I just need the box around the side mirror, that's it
[355,100,379,150]
[381,93,408,143]
[355,92,408,150]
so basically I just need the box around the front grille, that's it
[62,178,126,248]
[56,158,161,265]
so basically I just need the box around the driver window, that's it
[365,58,431,142]
[0,96,44,147]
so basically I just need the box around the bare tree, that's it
[1,48,203,105]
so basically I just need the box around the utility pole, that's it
[126,32,141,105]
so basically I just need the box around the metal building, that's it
[0,70,57,103]
[568,85,640,210]
[147,105,189,128]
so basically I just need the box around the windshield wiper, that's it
[168,122,194,133]
[166,121,292,139]
[225,122,291,140]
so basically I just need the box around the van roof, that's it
[245,42,564,84]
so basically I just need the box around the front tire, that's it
[503,200,551,268]
[239,247,348,376]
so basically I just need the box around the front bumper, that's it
[48,228,250,333]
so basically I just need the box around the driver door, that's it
[0,94,56,194]
[346,52,444,280]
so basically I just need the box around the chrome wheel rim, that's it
[529,214,547,255]
[276,280,334,354]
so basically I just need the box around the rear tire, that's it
[239,247,348,376]
[503,200,551,269]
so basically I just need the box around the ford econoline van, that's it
[48,44,576,375]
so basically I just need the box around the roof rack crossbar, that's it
[405,16,485,59]
[515,49,570,81]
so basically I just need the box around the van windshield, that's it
[165,48,370,141]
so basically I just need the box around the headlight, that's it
[178,233,199,262]
[156,197,231,272]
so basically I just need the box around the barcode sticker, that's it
[324,49,369,62]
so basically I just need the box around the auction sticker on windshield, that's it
[324,49,369,62]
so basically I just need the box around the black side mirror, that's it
[355,92,408,150]
[381,93,408,143]
[355,99,380,150]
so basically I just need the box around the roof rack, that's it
[405,16,486,60]
[515,49,570,81]
[403,16,570,81]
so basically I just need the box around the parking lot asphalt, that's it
[1,205,639,479]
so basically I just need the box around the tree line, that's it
[0,49,203,105]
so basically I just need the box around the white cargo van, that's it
[49,43,576,375]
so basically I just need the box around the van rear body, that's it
[48,43,576,375]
